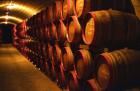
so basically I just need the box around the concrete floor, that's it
[0,44,61,91]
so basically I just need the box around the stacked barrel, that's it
[13,0,140,91]
[13,20,29,54]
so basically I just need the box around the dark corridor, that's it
[0,24,13,44]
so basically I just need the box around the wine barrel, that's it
[95,49,140,90]
[39,27,44,40]
[37,43,44,68]
[108,10,127,47]
[33,14,38,26]
[82,10,112,47]
[19,39,28,47]
[27,15,34,27]
[46,6,54,22]
[40,9,47,24]
[26,28,31,37]
[53,44,62,65]
[43,61,50,75]
[82,79,101,91]
[16,22,27,39]
[47,43,53,60]
[75,49,93,80]
[30,16,35,27]
[50,22,58,41]
[57,63,67,88]
[82,10,140,48]
[28,28,35,38]
[62,0,75,20]
[62,46,74,71]
[34,28,39,39]
[42,44,48,61]
[68,71,79,91]
[67,16,82,43]
[53,0,63,20]
[43,25,51,41]
[57,19,67,42]
[124,12,140,48]
[75,0,92,17]
[48,57,57,81]
[41,44,49,72]
[36,13,42,25]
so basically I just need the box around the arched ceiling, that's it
[0,0,53,25]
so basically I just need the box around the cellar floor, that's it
[0,44,61,91]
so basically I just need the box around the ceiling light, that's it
[5,21,8,24]
[5,15,9,19]
[0,21,16,25]
[0,2,37,16]
[0,15,23,23]
[7,3,16,9]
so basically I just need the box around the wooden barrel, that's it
[68,71,79,91]
[57,19,67,42]
[57,63,67,88]
[53,44,62,65]
[36,13,42,25]
[42,44,48,60]
[28,15,34,27]
[82,10,112,48]
[124,12,140,48]
[67,16,82,43]
[75,0,92,17]
[82,10,139,49]
[39,27,44,40]
[47,43,53,60]
[31,16,35,26]
[46,6,54,22]
[19,39,28,47]
[40,9,47,24]
[62,0,75,20]
[49,22,58,41]
[16,22,27,39]
[31,28,35,38]
[62,46,74,71]
[34,28,39,39]
[43,61,50,75]
[108,10,127,47]
[33,15,38,26]
[43,25,50,41]
[82,79,101,91]
[26,28,31,37]
[75,49,93,80]
[39,26,45,40]
[95,49,140,90]
[53,0,63,20]
[38,27,42,40]
[41,44,49,72]
[48,57,57,81]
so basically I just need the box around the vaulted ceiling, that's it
[0,0,53,25]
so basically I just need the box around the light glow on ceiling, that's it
[0,21,16,25]
[7,3,16,9]
[0,15,23,23]
[0,2,38,16]
[5,15,9,19]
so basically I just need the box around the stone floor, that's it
[0,44,61,91]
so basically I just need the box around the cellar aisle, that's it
[0,44,61,91]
